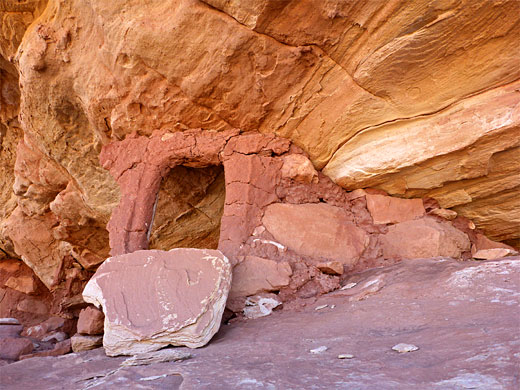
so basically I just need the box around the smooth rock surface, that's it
[262,203,369,265]
[1,257,518,389]
[83,249,232,356]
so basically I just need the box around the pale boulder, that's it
[381,218,470,260]
[83,249,232,356]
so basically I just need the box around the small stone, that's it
[317,261,344,275]
[309,346,328,354]
[429,208,458,220]
[315,304,328,311]
[338,354,354,359]
[0,318,20,325]
[473,248,517,260]
[251,226,265,236]
[71,334,103,352]
[392,343,419,353]
[281,154,318,183]
[41,331,68,343]
[341,283,357,290]
[77,306,104,335]
[121,348,192,367]
[0,337,33,360]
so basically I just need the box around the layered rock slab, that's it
[83,249,231,356]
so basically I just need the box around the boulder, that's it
[473,233,515,252]
[0,337,33,360]
[77,306,104,335]
[230,256,292,298]
[381,217,471,260]
[83,249,232,356]
[0,324,23,339]
[366,194,425,224]
[71,334,103,353]
[262,203,368,265]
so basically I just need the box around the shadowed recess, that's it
[148,165,225,250]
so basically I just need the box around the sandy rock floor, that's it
[1,257,518,390]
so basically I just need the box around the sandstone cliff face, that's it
[0,0,518,323]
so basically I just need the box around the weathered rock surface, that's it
[1,257,518,389]
[83,249,232,356]
[0,0,519,329]
[3,0,517,252]
[317,261,344,276]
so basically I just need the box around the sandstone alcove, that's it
[148,165,225,251]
